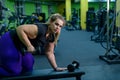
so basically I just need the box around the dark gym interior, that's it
[1,0,120,80]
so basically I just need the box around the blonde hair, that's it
[46,13,66,26]
[46,13,65,45]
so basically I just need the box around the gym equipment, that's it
[65,8,80,31]
[67,61,80,72]
[22,46,41,55]
[38,13,45,23]
[99,0,120,64]
[0,1,2,21]
[0,68,85,80]
[86,7,98,32]
[90,9,108,42]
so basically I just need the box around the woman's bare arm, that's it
[16,24,37,52]
[45,42,57,69]
[45,42,67,71]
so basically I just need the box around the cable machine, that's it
[99,0,120,64]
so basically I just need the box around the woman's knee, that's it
[22,53,34,71]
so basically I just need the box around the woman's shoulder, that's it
[34,23,48,27]
[18,24,37,28]
[35,23,48,34]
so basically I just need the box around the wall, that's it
[3,0,116,25]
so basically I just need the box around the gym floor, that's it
[33,28,120,80]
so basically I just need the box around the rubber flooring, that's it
[33,29,120,80]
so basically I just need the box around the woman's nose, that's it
[56,26,59,29]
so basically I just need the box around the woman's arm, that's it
[16,24,37,53]
[45,42,67,71]
[45,43,57,69]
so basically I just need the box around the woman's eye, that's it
[55,23,62,28]
[55,23,59,26]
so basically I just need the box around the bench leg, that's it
[76,76,81,80]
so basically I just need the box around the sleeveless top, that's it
[29,23,48,47]
[10,23,54,55]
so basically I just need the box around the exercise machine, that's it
[99,0,120,64]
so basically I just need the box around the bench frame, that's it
[1,69,85,80]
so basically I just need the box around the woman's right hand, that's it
[27,45,36,53]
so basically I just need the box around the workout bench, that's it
[1,68,85,80]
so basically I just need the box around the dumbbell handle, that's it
[23,49,36,53]
[72,61,79,68]
[73,63,77,67]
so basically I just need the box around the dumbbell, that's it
[67,61,80,72]
[35,46,41,54]
[22,46,41,55]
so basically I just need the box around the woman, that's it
[0,13,67,76]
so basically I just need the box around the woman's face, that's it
[50,19,64,33]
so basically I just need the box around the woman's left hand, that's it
[54,67,67,71]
